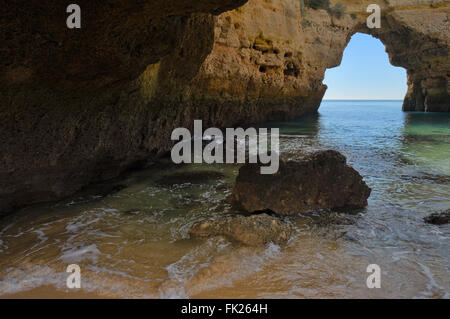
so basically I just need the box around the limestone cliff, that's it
[0,0,247,213]
[0,0,448,213]
[179,0,449,118]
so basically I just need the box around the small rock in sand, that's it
[189,213,292,246]
[424,209,450,225]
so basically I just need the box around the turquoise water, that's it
[0,100,449,298]
[270,100,450,210]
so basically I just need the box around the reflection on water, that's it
[0,101,449,298]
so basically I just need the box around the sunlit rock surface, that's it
[187,0,449,117]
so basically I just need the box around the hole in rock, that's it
[323,33,407,100]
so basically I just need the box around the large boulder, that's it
[233,150,371,215]
[188,213,292,246]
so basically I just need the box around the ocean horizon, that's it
[323,99,404,101]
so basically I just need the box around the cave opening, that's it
[322,33,407,102]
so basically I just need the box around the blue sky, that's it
[323,33,407,100]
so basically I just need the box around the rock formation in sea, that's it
[191,0,449,116]
[424,209,450,225]
[1,0,448,212]
[188,213,293,246]
[233,150,372,214]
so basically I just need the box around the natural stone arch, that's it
[177,0,449,119]
[354,9,449,112]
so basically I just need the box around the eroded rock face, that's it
[1,0,248,89]
[184,0,449,116]
[368,1,450,112]
[233,150,372,215]
[0,0,247,213]
[188,213,292,246]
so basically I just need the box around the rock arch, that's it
[175,0,449,121]
[355,7,449,112]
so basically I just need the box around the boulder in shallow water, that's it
[233,150,371,215]
[424,209,450,225]
[188,213,292,246]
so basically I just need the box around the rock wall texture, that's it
[233,150,372,215]
[0,0,448,213]
[0,0,247,213]
[184,0,449,117]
